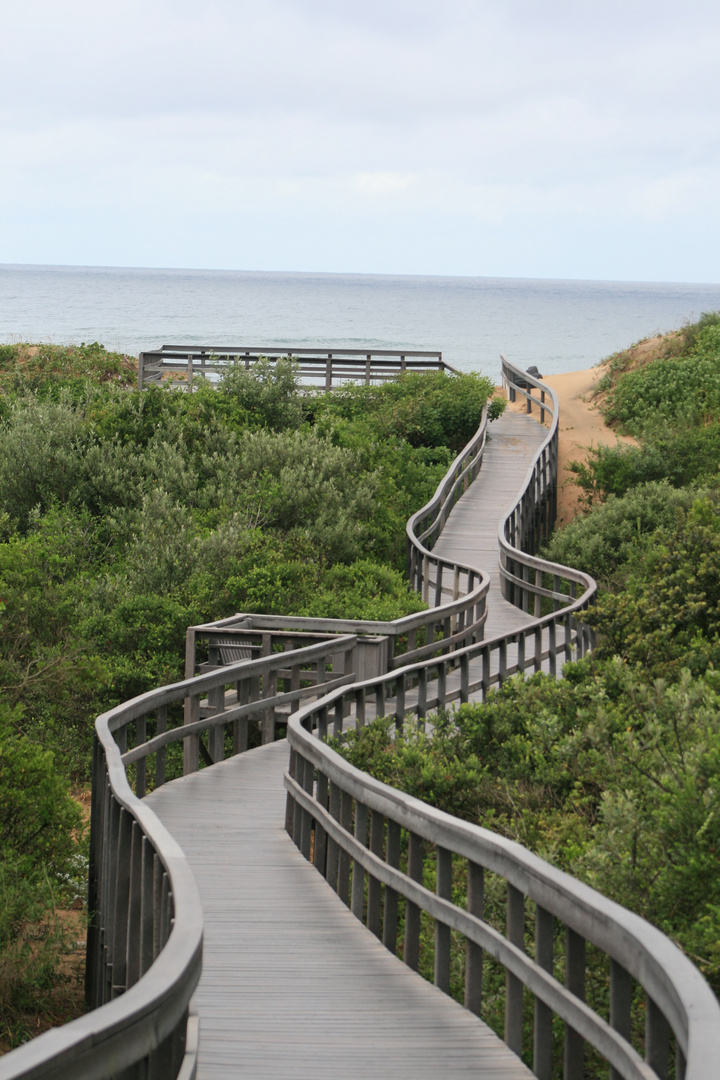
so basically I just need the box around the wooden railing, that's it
[285,695,719,1080]
[0,638,356,1080]
[138,345,459,390]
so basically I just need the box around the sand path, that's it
[498,366,636,527]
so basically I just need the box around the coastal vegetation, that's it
[0,342,495,1047]
[339,314,720,1066]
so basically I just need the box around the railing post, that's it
[505,884,524,1055]
[183,692,200,774]
[534,905,554,1080]
[367,810,384,938]
[383,819,401,954]
[465,861,484,1017]
[610,959,632,1080]
[351,801,368,919]
[404,832,424,971]
[434,847,452,994]
[564,928,586,1080]
[645,996,670,1080]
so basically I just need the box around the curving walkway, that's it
[146,741,531,1079]
[431,409,547,639]
[146,411,546,1078]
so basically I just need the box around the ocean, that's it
[1,263,719,383]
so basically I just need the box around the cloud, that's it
[1,0,720,278]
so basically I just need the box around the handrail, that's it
[0,708,203,1080]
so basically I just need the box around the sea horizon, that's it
[2,262,719,382]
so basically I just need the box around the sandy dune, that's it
[498,366,636,526]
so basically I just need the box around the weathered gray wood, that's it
[147,742,533,1080]
[533,905,554,1080]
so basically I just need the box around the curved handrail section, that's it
[285,695,720,1080]
[0,703,203,1080]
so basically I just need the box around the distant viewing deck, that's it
[138,345,459,390]
[3,357,718,1080]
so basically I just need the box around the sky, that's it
[1,0,720,282]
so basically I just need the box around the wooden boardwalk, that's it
[146,410,548,1078]
[432,410,547,640]
[146,741,531,1079]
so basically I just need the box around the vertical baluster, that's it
[383,820,401,954]
[517,631,525,675]
[417,667,427,721]
[610,959,632,1080]
[460,653,469,703]
[534,905,554,1080]
[155,705,167,787]
[395,673,406,733]
[140,838,154,977]
[404,832,424,971]
[498,640,507,685]
[435,562,444,607]
[564,928,586,1080]
[645,997,670,1080]
[482,647,491,700]
[125,822,143,989]
[351,802,368,919]
[110,806,132,996]
[549,622,557,677]
[326,781,341,891]
[292,754,306,847]
[437,660,447,709]
[300,755,314,862]
[337,790,353,905]
[356,686,366,728]
[208,681,225,763]
[234,679,249,754]
[333,699,344,739]
[317,705,328,741]
[152,854,163,961]
[465,861,484,1017]
[314,768,329,876]
[505,884,525,1055]
[435,847,452,994]
[376,681,386,719]
[285,747,297,835]
[135,714,147,798]
[367,811,384,938]
[183,692,200,774]
[564,611,573,662]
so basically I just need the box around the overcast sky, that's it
[2,0,719,281]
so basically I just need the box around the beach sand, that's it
[498,365,636,526]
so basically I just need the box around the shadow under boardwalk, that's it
[146,741,532,1080]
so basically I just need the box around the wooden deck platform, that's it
[146,741,531,1079]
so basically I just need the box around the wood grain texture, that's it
[147,741,532,1079]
